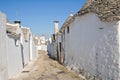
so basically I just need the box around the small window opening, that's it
[67,26,69,33]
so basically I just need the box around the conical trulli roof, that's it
[78,0,120,21]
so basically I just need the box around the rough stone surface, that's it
[78,0,120,22]
[60,0,120,33]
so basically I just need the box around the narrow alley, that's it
[1,0,120,80]
[9,51,84,80]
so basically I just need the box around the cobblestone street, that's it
[9,51,84,80]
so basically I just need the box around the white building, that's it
[30,34,38,60]
[6,21,24,78]
[35,35,48,52]
[6,21,38,78]
[0,12,39,79]
[47,21,60,60]
[49,0,120,80]
[21,27,32,66]
[0,12,8,80]
[21,27,38,61]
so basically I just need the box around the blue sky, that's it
[0,0,86,37]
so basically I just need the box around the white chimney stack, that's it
[54,21,59,34]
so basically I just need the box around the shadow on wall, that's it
[20,44,24,68]
[47,43,65,65]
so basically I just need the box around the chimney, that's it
[54,21,59,34]
[14,20,21,27]
[69,12,73,17]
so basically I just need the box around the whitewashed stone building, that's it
[47,21,61,60]
[21,27,31,65]
[34,35,48,52]
[0,12,38,79]
[21,27,38,63]
[0,12,8,80]
[6,21,24,78]
[30,34,38,60]
[47,37,55,58]
[49,0,120,80]
[6,22,38,78]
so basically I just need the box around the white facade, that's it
[40,36,46,44]
[6,35,23,78]
[32,37,38,60]
[6,23,23,78]
[47,34,62,61]
[37,45,47,51]
[36,36,48,52]
[22,40,30,65]
[0,12,38,79]
[0,12,8,80]
[21,27,31,65]
[6,22,38,78]
[61,13,120,80]
[48,41,57,59]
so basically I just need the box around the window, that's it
[67,26,69,33]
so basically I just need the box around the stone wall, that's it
[79,0,120,22]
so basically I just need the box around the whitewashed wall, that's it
[21,28,31,65]
[6,26,24,78]
[47,41,57,59]
[23,40,30,65]
[21,30,30,65]
[61,31,65,64]
[56,34,63,62]
[47,42,53,57]
[32,39,38,60]
[0,12,8,80]
[64,13,119,80]
[118,21,120,79]
[6,36,23,78]
[37,45,47,51]
[47,42,51,55]
[48,35,62,60]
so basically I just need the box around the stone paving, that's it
[9,51,84,80]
